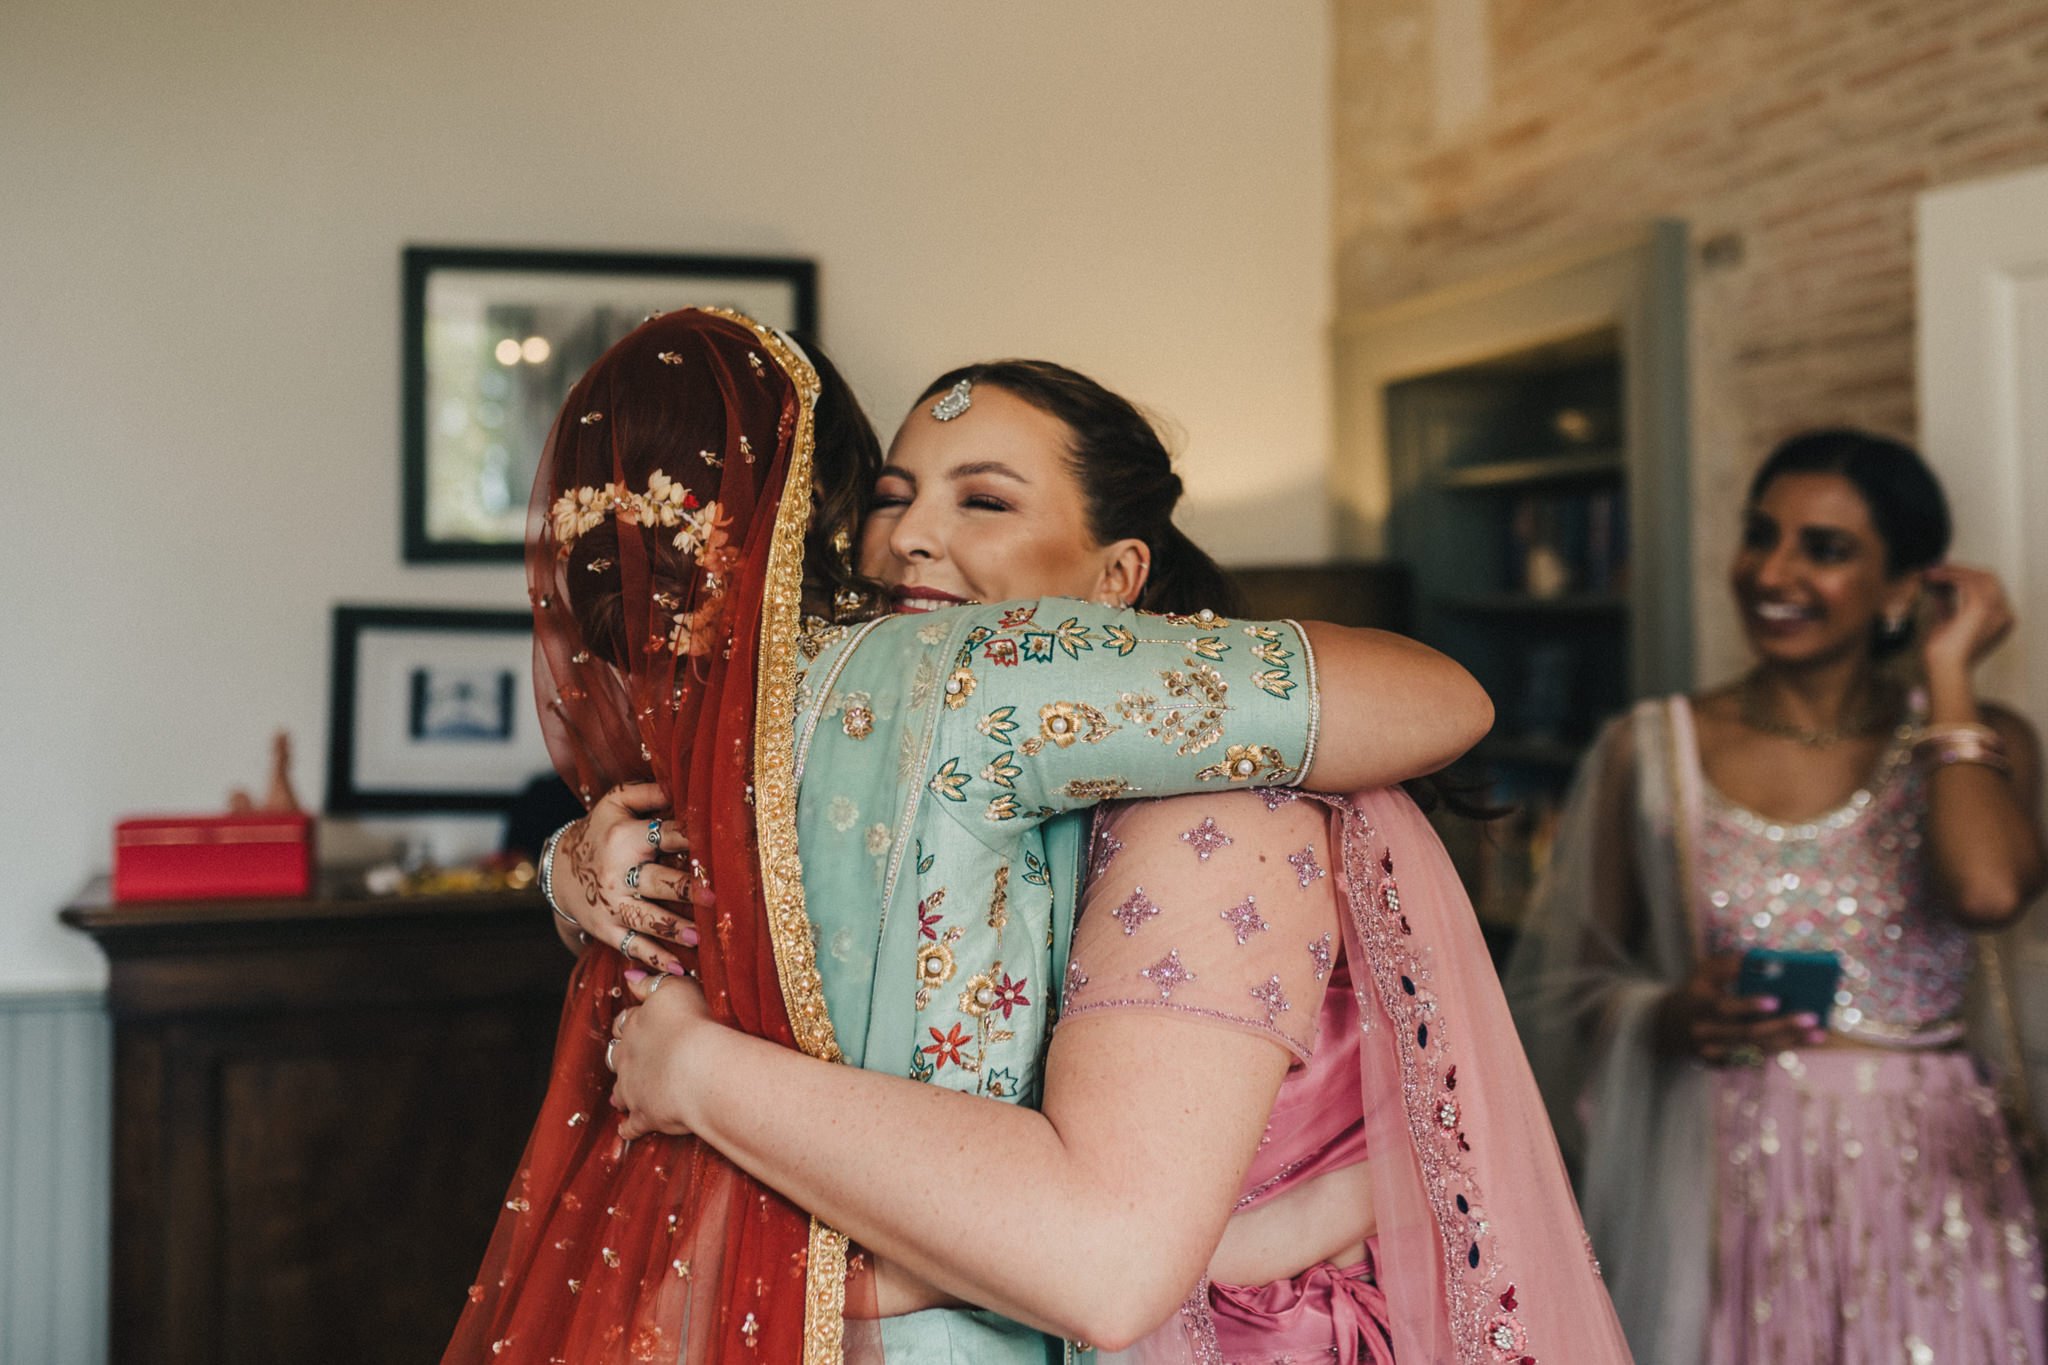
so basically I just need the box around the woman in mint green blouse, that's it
[554,360,1490,1359]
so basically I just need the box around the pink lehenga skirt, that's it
[1708,1047,2046,1365]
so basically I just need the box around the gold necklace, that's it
[1738,672,1895,748]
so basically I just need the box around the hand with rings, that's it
[602,975,673,1074]
[609,966,714,1138]
[545,782,705,978]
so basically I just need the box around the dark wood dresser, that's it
[62,879,573,1365]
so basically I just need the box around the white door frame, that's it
[1918,162,2048,1091]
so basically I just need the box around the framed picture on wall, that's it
[402,246,818,563]
[326,605,556,813]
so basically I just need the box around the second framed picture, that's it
[403,246,817,562]
[326,605,555,813]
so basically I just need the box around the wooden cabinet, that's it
[62,881,571,1365]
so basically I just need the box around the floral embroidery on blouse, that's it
[1243,623,1301,700]
[928,758,969,802]
[840,691,875,740]
[957,607,1097,669]
[1063,778,1136,801]
[1219,896,1268,945]
[1117,662,1230,755]
[922,1023,971,1070]
[1308,932,1333,982]
[1091,829,1124,880]
[1288,844,1327,888]
[916,889,946,940]
[1102,622,1228,661]
[1247,974,1290,1023]
[1195,743,1291,784]
[991,973,1030,1017]
[980,751,1022,789]
[1141,949,1196,999]
[1180,816,1233,861]
[917,929,962,1015]
[942,666,976,709]
[1025,700,1117,753]
[1113,888,1162,935]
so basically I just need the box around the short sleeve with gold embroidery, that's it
[902,598,1318,837]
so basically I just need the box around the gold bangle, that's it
[1911,721,2003,751]
[1929,748,2014,776]
[1914,720,2008,769]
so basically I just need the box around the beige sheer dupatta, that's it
[1503,698,1713,1365]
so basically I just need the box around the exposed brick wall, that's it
[1333,0,2048,678]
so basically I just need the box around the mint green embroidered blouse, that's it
[787,597,1318,1358]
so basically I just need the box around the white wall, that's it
[0,2,1333,991]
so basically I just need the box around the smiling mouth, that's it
[1750,600,1821,625]
[892,588,979,614]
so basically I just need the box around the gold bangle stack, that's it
[1910,722,2012,776]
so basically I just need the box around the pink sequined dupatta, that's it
[1120,789,1634,1365]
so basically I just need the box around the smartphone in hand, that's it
[1735,948,1841,1021]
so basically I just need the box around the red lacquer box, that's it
[112,813,316,902]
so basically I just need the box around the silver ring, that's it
[623,863,642,891]
[605,1038,618,1072]
[619,929,641,958]
[646,818,663,848]
[645,973,668,998]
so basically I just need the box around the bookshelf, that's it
[1331,226,1694,951]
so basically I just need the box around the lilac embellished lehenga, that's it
[1507,697,2047,1365]
[1059,787,1634,1365]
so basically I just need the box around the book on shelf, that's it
[1503,489,1629,597]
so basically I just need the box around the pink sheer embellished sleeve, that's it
[1057,790,1340,1064]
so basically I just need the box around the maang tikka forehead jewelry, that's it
[931,378,973,422]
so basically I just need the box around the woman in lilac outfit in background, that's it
[1509,429,2047,1365]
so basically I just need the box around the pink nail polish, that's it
[624,968,648,983]
[1756,996,1780,1012]
[1794,1012,1820,1028]
[666,961,689,976]
[1807,1029,1828,1045]
[678,925,700,947]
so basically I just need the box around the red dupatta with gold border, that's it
[442,308,849,1364]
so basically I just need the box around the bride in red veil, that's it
[443,307,860,1363]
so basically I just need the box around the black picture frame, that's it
[401,246,818,563]
[326,604,552,813]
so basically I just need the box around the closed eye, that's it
[870,475,913,509]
